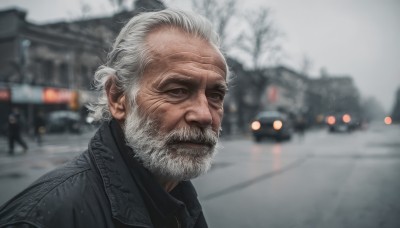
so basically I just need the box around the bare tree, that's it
[237,8,281,70]
[133,0,165,12]
[79,0,92,19]
[300,54,313,76]
[109,0,128,13]
[191,0,237,50]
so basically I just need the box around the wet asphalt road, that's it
[194,123,400,228]
[0,123,399,228]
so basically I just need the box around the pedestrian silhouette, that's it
[8,107,28,155]
[34,111,46,146]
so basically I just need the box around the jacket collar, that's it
[88,120,153,227]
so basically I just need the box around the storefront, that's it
[10,85,46,134]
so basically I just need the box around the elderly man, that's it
[0,9,228,228]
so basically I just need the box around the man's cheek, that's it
[214,110,223,125]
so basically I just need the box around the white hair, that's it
[88,9,227,121]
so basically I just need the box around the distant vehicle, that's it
[46,110,81,134]
[326,113,360,133]
[384,116,392,125]
[251,111,293,142]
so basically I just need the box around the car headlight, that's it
[342,114,351,123]
[273,120,283,130]
[326,116,336,125]
[251,121,261,130]
[384,116,392,125]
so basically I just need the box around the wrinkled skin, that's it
[135,26,228,146]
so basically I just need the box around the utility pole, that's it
[20,39,31,83]
[20,38,33,135]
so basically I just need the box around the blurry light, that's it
[86,116,94,124]
[342,114,351,123]
[384,116,392,125]
[43,88,58,103]
[273,120,283,130]
[326,116,336,125]
[251,121,261,130]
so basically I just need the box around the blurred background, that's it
[0,0,399,227]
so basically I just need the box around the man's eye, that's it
[167,88,189,97]
[208,92,225,102]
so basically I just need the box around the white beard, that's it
[123,106,220,181]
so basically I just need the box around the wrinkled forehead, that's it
[159,52,226,77]
[145,26,228,78]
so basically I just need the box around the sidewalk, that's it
[0,130,97,176]
[0,130,96,157]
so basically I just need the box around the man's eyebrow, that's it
[158,75,228,92]
[211,82,229,93]
[158,75,197,88]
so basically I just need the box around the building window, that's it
[79,65,86,89]
[59,63,69,86]
[43,60,54,86]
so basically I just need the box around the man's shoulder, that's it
[0,152,112,228]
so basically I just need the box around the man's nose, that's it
[185,94,213,128]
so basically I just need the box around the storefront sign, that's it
[43,87,72,104]
[11,85,43,104]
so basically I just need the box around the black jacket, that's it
[0,120,207,228]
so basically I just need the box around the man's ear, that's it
[106,77,127,121]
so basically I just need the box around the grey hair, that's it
[88,9,228,121]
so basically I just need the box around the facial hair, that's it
[123,107,220,181]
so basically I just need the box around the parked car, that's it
[251,111,293,142]
[326,113,360,133]
[46,110,81,134]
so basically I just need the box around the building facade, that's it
[260,66,308,116]
[0,1,165,133]
[308,75,361,123]
[0,8,106,132]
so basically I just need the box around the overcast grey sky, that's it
[0,0,399,113]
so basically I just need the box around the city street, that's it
[1,123,399,228]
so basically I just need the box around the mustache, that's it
[165,127,218,147]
